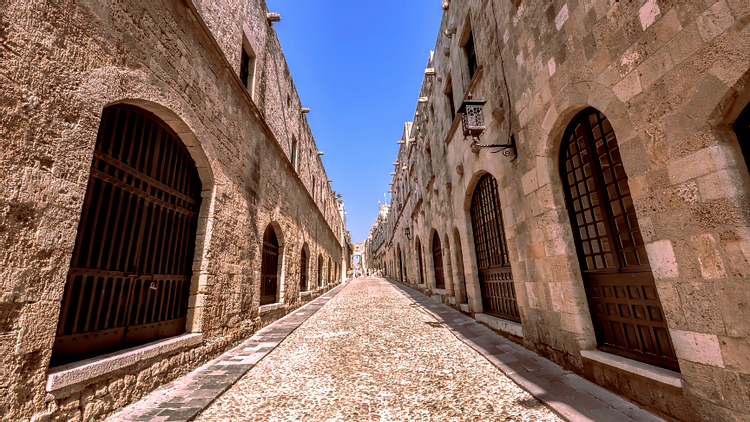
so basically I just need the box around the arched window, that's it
[53,105,202,366]
[300,246,308,292]
[261,225,280,305]
[561,108,677,370]
[432,232,446,289]
[470,174,518,322]
[416,238,425,285]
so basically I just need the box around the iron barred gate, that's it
[470,174,520,322]
[52,105,202,366]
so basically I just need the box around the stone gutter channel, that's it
[106,282,349,422]
[385,278,666,422]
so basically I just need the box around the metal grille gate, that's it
[52,105,202,366]
[470,174,520,322]
[261,227,279,305]
[561,109,678,370]
[432,233,445,289]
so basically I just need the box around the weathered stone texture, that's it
[367,1,750,421]
[0,0,346,421]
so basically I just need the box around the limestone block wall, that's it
[373,0,750,421]
[0,0,344,420]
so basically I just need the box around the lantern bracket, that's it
[470,135,518,160]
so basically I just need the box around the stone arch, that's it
[396,243,403,283]
[430,230,446,289]
[462,169,492,212]
[88,91,218,334]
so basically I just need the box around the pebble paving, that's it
[194,278,562,422]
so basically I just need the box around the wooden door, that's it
[470,174,520,322]
[561,109,678,370]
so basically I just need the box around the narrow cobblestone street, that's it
[194,278,561,422]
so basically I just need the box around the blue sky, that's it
[269,0,444,244]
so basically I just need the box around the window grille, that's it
[470,174,519,322]
[52,106,201,366]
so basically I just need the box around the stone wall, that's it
[370,0,750,421]
[0,0,344,420]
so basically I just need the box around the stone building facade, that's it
[0,0,346,420]
[366,0,750,421]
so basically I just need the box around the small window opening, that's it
[240,39,256,94]
[445,76,456,121]
[291,137,298,171]
[464,32,477,81]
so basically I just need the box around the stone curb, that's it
[106,282,350,422]
[385,278,666,422]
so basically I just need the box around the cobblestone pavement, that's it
[195,278,562,422]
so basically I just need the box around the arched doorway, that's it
[300,245,308,292]
[261,225,280,305]
[560,108,678,370]
[416,238,425,285]
[52,105,202,366]
[470,173,520,322]
[328,257,332,284]
[432,232,445,289]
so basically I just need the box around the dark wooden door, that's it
[261,227,279,305]
[561,109,678,370]
[52,106,202,366]
[432,233,445,288]
[318,255,323,287]
[417,240,425,285]
[470,174,520,322]
[397,246,404,282]
[300,249,307,291]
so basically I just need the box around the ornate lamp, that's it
[458,92,516,160]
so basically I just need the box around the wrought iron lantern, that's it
[404,226,412,240]
[458,92,517,160]
[458,93,487,140]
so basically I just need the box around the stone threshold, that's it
[106,281,348,422]
[47,333,203,392]
[580,350,682,388]
[386,278,665,422]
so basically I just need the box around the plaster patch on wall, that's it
[548,57,556,76]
